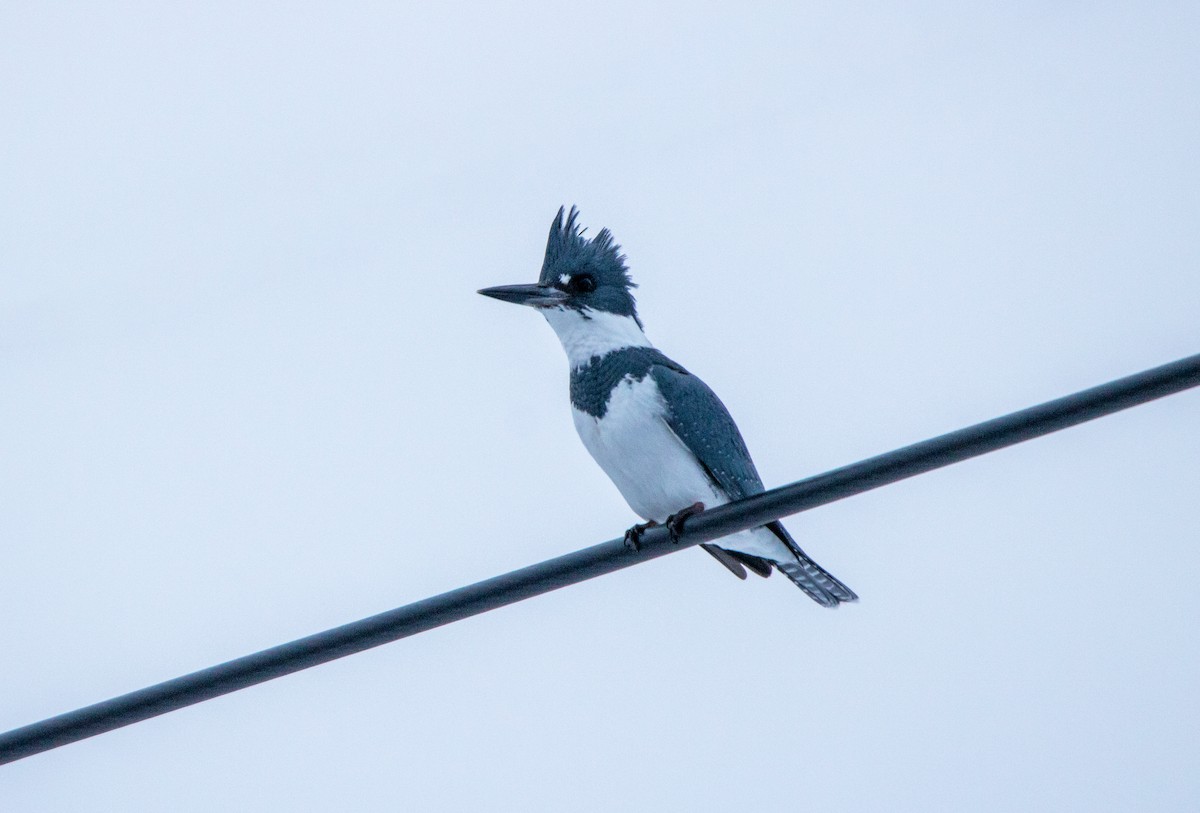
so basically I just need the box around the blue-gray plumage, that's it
[539,209,641,325]
[570,347,684,419]
[479,207,857,607]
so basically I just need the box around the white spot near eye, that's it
[559,273,570,286]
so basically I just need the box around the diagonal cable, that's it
[2,352,1198,766]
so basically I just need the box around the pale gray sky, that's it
[2,3,1198,811]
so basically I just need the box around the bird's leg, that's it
[665,502,705,544]
[623,519,659,552]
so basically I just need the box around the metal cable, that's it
[2,352,1198,766]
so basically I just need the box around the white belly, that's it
[572,375,723,522]
[572,375,794,562]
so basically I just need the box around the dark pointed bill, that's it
[477,283,568,308]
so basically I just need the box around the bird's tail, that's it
[766,521,858,608]
[774,555,858,608]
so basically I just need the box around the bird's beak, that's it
[477,283,569,308]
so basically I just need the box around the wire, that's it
[2,352,1198,766]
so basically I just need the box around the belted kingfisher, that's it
[479,207,857,607]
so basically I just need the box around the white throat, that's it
[542,306,652,368]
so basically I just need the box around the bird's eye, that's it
[571,274,597,294]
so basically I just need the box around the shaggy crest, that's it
[539,206,640,321]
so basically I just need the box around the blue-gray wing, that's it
[651,362,859,605]
[648,363,765,501]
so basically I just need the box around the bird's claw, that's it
[623,520,659,552]
[665,502,705,544]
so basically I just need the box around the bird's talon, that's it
[665,502,705,544]
[623,520,658,552]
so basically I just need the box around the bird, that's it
[478,207,857,607]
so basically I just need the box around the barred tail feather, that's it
[762,520,857,608]
[773,553,858,608]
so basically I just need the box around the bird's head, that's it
[478,206,641,329]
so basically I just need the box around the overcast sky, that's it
[3,3,1198,811]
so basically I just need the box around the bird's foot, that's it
[665,502,705,544]
[623,520,659,552]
